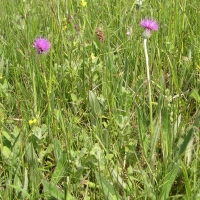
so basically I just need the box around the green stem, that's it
[144,39,153,137]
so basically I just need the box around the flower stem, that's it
[144,39,153,137]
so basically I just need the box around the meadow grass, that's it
[0,0,200,199]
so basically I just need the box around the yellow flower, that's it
[61,17,68,30]
[80,0,87,7]
[90,53,96,61]
[28,117,37,126]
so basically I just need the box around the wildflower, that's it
[126,31,130,36]
[74,25,79,30]
[67,17,71,23]
[136,0,144,6]
[80,0,87,7]
[140,18,159,136]
[91,53,96,61]
[28,117,37,126]
[140,18,158,39]
[33,37,50,54]
[60,17,68,29]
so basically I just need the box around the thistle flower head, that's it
[140,18,158,39]
[33,37,50,54]
[140,18,158,31]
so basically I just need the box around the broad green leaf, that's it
[112,169,127,190]
[12,126,19,138]
[175,127,193,160]
[161,108,171,160]
[14,173,23,198]
[185,136,193,166]
[41,180,64,200]
[39,143,54,163]
[54,138,61,161]
[190,89,200,102]
[22,168,28,199]
[159,164,179,200]
[71,93,78,102]
[173,114,181,139]
[89,90,101,118]
[151,113,161,162]
[95,171,122,200]
[174,112,200,161]
[2,146,11,160]
[2,130,11,142]
[26,143,40,194]
[8,185,31,199]
[51,151,67,184]
[194,112,200,127]
[0,103,6,123]
[136,106,147,156]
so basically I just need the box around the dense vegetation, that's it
[0,0,199,199]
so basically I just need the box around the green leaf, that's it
[14,173,23,198]
[54,138,61,161]
[2,130,11,142]
[180,160,191,199]
[194,112,200,127]
[51,151,67,184]
[151,113,161,162]
[41,180,64,200]
[8,185,31,199]
[89,90,101,118]
[0,103,6,123]
[22,168,28,199]
[71,93,78,102]
[95,171,122,200]
[2,146,11,160]
[159,164,179,200]
[190,89,200,102]
[136,106,147,156]
[175,127,193,160]
[112,169,127,189]
[39,143,54,163]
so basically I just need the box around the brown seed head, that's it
[95,27,105,42]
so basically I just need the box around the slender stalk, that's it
[144,39,153,137]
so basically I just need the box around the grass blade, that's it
[159,164,179,200]
[95,171,122,200]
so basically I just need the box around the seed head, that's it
[95,27,105,42]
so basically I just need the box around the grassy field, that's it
[0,0,200,199]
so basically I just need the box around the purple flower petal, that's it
[140,18,158,31]
[33,37,50,54]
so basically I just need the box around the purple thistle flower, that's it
[140,18,158,31]
[33,37,50,54]
[140,18,158,39]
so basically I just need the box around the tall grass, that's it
[0,0,200,199]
